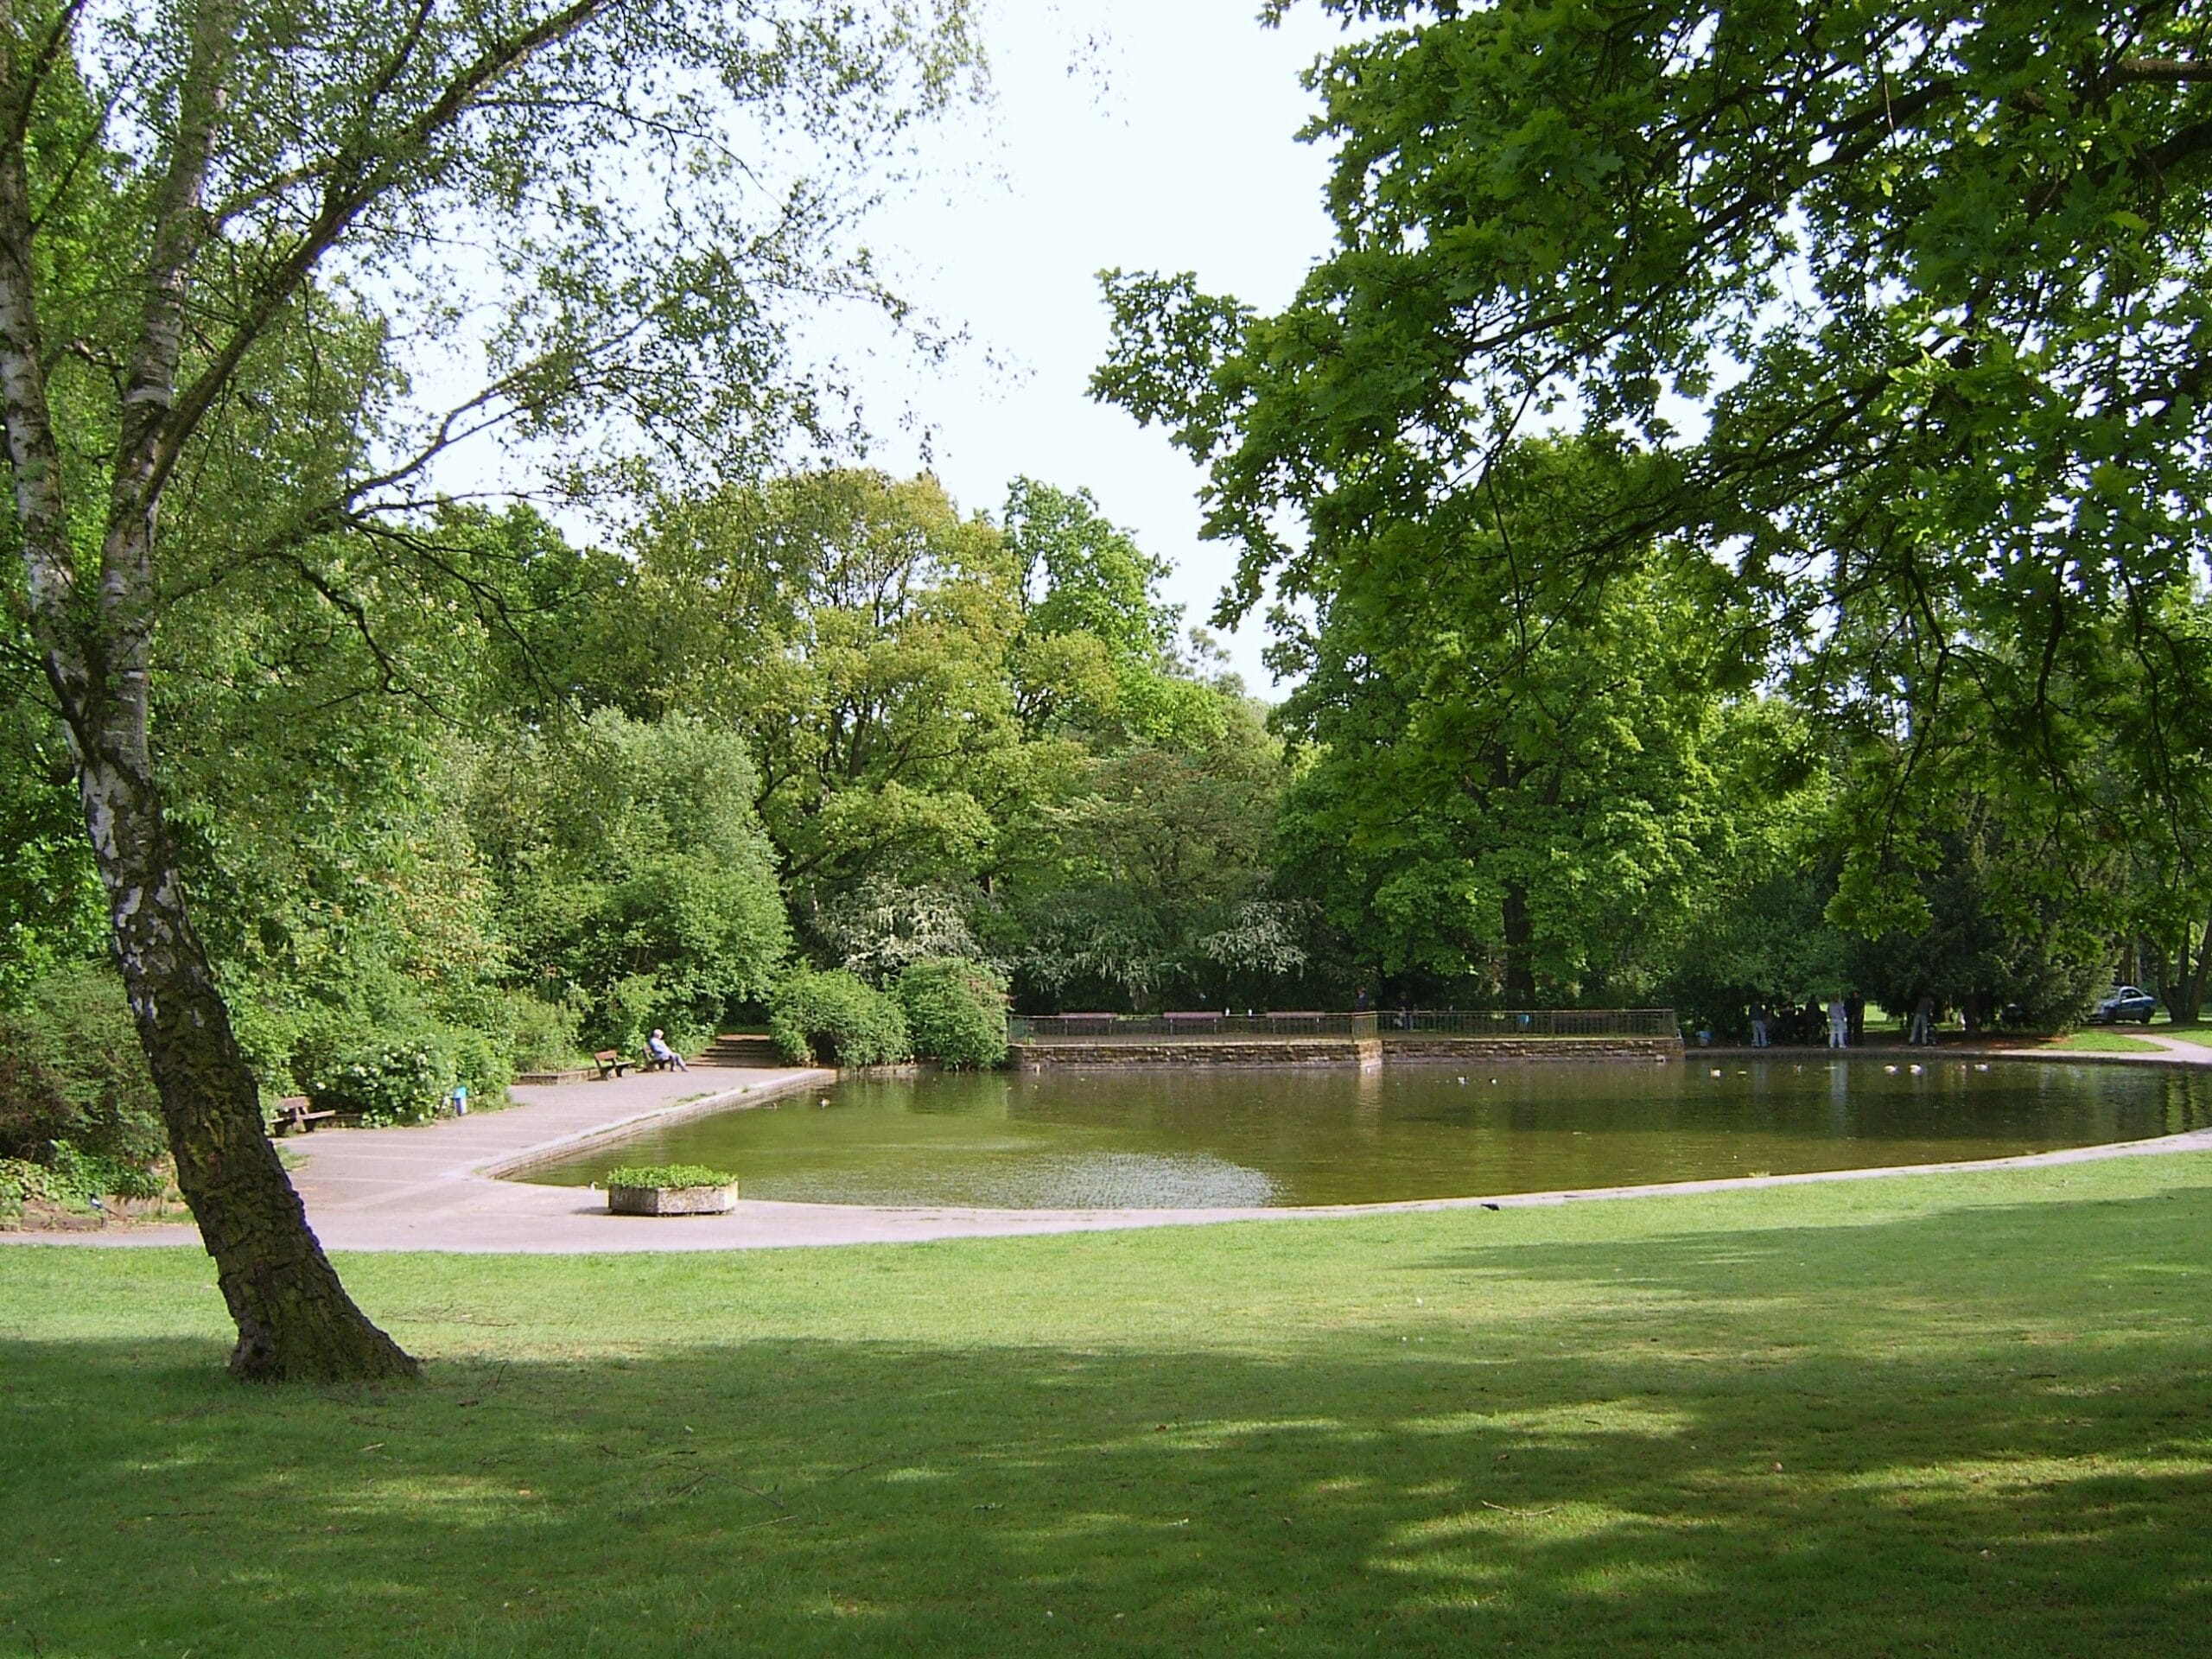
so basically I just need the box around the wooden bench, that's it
[1163,1010,1224,1032]
[271,1096,338,1135]
[593,1049,632,1079]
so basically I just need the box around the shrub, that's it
[447,1027,512,1103]
[604,1164,736,1189]
[48,1139,165,1201]
[504,988,588,1073]
[0,962,166,1182]
[585,972,716,1060]
[302,1032,456,1126]
[768,969,910,1066]
[0,1141,164,1217]
[0,1157,62,1220]
[897,957,1008,1069]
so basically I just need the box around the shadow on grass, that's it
[3,1183,2210,1657]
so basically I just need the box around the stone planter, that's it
[606,1182,738,1217]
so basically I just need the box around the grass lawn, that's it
[2047,1031,2167,1053]
[4,1157,2210,1657]
[2147,1025,2212,1046]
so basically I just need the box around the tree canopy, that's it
[1097,0,2212,972]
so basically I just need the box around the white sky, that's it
[847,1,1354,692]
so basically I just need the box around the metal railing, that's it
[1381,1007,1677,1038]
[1007,1008,1677,1044]
[1010,1011,1380,1043]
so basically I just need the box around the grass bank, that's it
[2148,1024,2212,1046]
[4,1155,2209,1656]
[2047,1030,2166,1053]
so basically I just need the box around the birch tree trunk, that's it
[72,676,418,1381]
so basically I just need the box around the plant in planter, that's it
[602,1163,739,1217]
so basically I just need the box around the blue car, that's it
[2090,985,2158,1025]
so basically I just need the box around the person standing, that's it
[1827,995,1849,1049]
[1908,994,1936,1046]
[1751,999,1770,1049]
[1846,990,1866,1046]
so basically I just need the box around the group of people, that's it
[1748,994,1866,1049]
[1743,992,1943,1048]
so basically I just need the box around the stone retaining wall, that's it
[1011,1035,1681,1068]
[1014,1038,1384,1069]
[1382,1035,1684,1062]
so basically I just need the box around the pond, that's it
[518,1058,2212,1210]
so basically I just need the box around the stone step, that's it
[702,1034,785,1068]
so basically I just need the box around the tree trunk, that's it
[1502,881,1535,1004]
[74,702,417,1384]
[2177,904,2212,1024]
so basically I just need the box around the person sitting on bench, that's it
[644,1028,688,1071]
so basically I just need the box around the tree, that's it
[0,0,976,1379]
[467,710,790,1051]
[628,469,1032,903]
[1096,0,2212,951]
[995,690,1292,1009]
[1002,476,1219,741]
[1841,817,2112,1032]
[1268,440,1728,1004]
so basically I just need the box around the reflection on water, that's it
[521,1058,2212,1210]
[990,1153,1275,1210]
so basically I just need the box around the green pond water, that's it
[520,1058,2212,1210]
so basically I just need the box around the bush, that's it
[474,710,791,1047]
[49,1139,165,1201]
[447,1027,512,1103]
[768,969,910,1066]
[0,962,166,1182]
[897,957,1008,1069]
[0,1140,165,1218]
[585,973,714,1058]
[503,988,588,1073]
[302,1032,456,1127]
[605,1164,736,1189]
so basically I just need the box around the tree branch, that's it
[147,0,615,514]
[2114,55,2212,83]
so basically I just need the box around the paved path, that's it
[2110,1032,2212,1063]
[10,1054,2212,1255]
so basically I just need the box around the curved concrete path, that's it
[2088,1031,2212,1064]
[9,1054,2212,1255]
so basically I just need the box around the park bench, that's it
[593,1049,633,1079]
[270,1096,338,1136]
[1057,1013,1122,1035]
[1163,1010,1224,1032]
